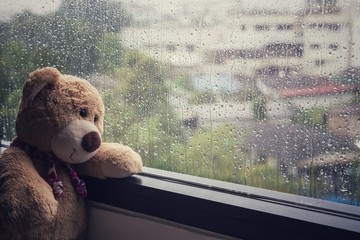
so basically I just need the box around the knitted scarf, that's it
[10,138,87,198]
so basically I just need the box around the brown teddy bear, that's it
[0,67,143,239]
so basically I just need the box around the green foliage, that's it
[0,41,63,91]
[102,51,186,170]
[102,90,186,171]
[2,12,100,76]
[349,163,360,205]
[114,50,169,117]
[252,95,267,120]
[126,115,184,168]
[292,106,327,129]
[172,124,244,180]
[171,73,195,92]
[0,0,131,140]
[95,33,124,74]
[102,90,137,142]
[0,0,131,78]
[243,164,283,191]
[0,42,31,102]
[0,89,21,140]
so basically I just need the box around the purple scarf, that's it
[10,138,87,198]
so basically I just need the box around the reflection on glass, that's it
[0,0,359,206]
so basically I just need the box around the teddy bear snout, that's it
[51,119,102,163]
[81,131,101,152]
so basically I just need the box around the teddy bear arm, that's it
[0,148,58,234]
[77,142,143,179]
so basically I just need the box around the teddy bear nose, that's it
[81,131,101,152]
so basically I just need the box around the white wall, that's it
[87,201,237,240]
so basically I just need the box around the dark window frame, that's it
[84,167,360,240]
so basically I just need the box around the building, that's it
[120,0,358,78]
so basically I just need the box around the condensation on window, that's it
[0,0,359,206]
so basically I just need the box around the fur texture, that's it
[0,67,143,239]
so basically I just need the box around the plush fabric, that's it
[0,67,143,239]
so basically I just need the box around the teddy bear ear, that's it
[22,67,61,108]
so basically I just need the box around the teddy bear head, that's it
[16,67,105,164]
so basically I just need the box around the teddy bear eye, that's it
[94,115,99,123]
[79,108,88,118]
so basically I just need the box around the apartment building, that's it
[120,0,357,79]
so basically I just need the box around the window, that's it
[0,0,359,214]
[310,43,321,49]
[326,23,341,31]
[309,22,342,31]
[276,24,293,30]
[329,43,339,50]
[255,24,270,31]
[265,43,304,57]
[185,44,195,52]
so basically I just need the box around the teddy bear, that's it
[0,67,143,240]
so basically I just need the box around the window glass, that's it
[1,0,359,206]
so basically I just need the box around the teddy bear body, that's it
[0,147,87,239]
[0,67,143,239]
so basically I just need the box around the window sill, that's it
[84,167,360,239]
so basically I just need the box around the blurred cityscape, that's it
[120,0,360,203]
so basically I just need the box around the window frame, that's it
[83,167,360,239]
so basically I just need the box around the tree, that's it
[1,11,101,76]
[292,106,327,129]
[95,33,124,74]
[114,50,169,117]
[59,0,132,32]
[252,95,267,121]
[0,1,132,139]
[100,49,187,169]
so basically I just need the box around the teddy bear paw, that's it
[101,147,143,178]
